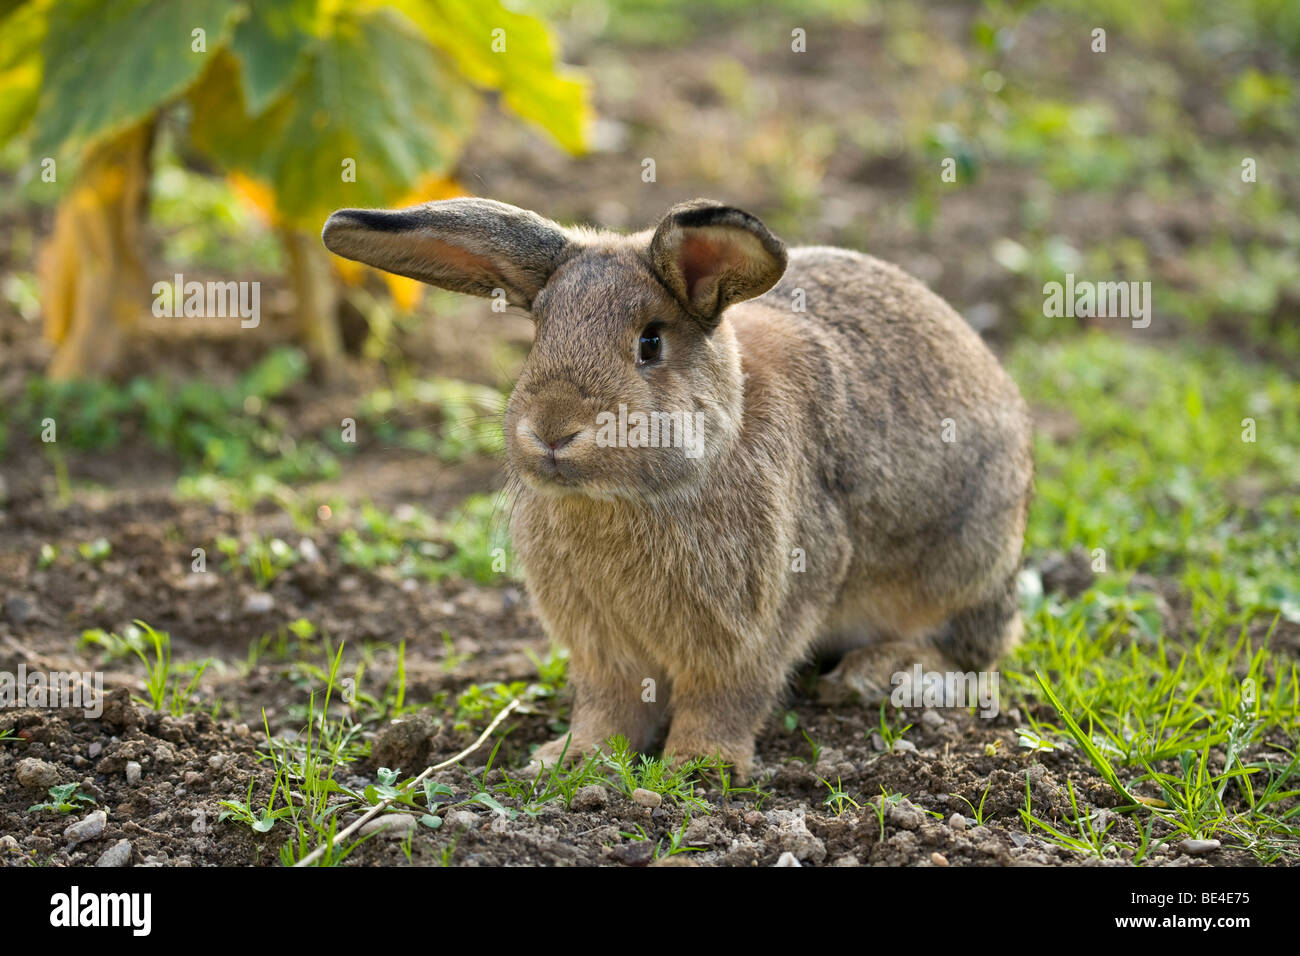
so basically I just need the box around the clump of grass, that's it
[216,533,299,589]
[82,620,210,716]
[337,496,513,585]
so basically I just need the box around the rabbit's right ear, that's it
[649,199,787,325]
[322,198,575,308]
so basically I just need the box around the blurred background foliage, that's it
[0,0,588,376]
[0,0,1296,614]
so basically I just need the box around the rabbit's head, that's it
[323,199,787,498]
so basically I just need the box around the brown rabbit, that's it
[323,198,1033,779]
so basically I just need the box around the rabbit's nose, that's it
[517,418,581,454]
[532,429,579,452]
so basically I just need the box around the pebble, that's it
[0,835,18,851]
[631,788,662,809]
[920,710,944,728]
[930,852,949,867]
[892,739,917,753]
[1180,839,1221,856]
[88,742,103,758]
[774,851,802,867]
[16,757,61,790]
[887,804,923,831]
[359,813,417,837]
[125,761,142,786]
[242,592,275,614]
[681,819,712,847]
[64,810,107,846]
[96,840,132,867]
[298,538,322,563]
[869,731,887,752]
[743,810,765,827]
[570,785,609,812]
[3,596,35,624]
[444,809,479,830]
[208,754,225,771]
[612,840,654,866]
[776,813,827,864]
[948,813,967,831]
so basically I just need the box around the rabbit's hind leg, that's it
[815,573,1020,707]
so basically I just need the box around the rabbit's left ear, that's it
[322,198,576,308]
[648,200,787,324]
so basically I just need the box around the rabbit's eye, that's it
[638,323,664,365]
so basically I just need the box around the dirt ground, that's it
[1,4,1294,866]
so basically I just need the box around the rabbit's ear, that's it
[649,200,787,323]
[322,198,575,308]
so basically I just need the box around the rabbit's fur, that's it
[323,198,1033,778]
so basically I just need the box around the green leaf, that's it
[31,0,240,156]
[228,0,320,115]
[0,0,50,146]
[189,6,476,228]
[390,0,589,153]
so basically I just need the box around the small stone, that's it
[774,851,802,867]
[96,840,132,867]
[743,810,765,827]
[100,688,142,732]
[16,757,61,790]
[242,592,275,614]
[0,835,18,851]
[681,819,712,847]
[88,742,103,758]
[920,710,944,729]
[208,754,225,771]
[631,788,662,809]
[371,714,436,774]
[444,809,479,830]
[3,596,35,624]
[1180,839,1221,856]
[930,852,949,867]
[1009,832,1029,848]
[65,810,107,846]
[570,785,609,812]
[359,813,417,838]
[298,538,321,563]
[869,732,886,752]
[776,812,826,864]
[613,840,654,866]
[888,804,922,831]
[948,813,967,831]
[125,761,142,786]
[892,739,917,753]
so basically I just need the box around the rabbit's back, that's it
[737,246,1033,634]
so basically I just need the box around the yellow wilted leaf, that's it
[228,170,279,226]
[333,257,365,286]
[384,274,422,311]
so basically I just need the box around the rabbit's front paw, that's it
[523,733,605,777]
[662,732,755,783]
